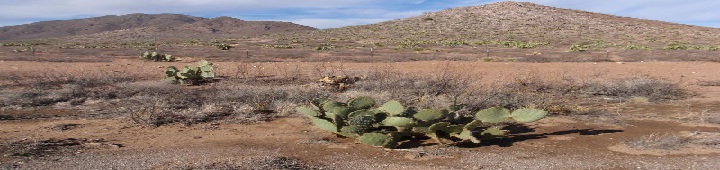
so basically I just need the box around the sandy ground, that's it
[2,59,720,169]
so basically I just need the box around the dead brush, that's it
[318,75,360,91]
[697,80,720,86]
[1,71,140,107]
[623,133,692,150]
[624,132,720,150]
[585,75,689,101]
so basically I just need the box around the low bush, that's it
[584,76,688,101]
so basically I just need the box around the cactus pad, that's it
[296,106,319,117]
[340,125,370,135]
[331,106,353,118]
[379,100,405,116]
[480,127,507,137]
[309,117,337,133]
[455,130,481,143]
[510,108,548,123]
[381,117,417,127]
[358,133,397,148]
[428,122,463,134]
[347,110,374,120]
[475,107,511,123]
[311,98,330,110]
[348,97,376,110]
[412,127,431,134]
[322,101,345,113]
[463,120,484,130]
[413,109,445,122]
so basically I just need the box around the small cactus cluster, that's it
[214,43,232,50]
[141,51,181,62]
[296,97,548,148]
[165,60,215,85]
[318,76,360,91]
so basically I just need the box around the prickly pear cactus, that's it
[141,51,181,62]
[297,97,548,148]
[164,60,215,85]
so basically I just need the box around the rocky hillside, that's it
[285,1,720,48]
[0,14,316,40]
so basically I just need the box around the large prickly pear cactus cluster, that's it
[296,97,548,148]
[165,60,215,85]
[141,51,181,62]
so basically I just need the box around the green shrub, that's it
[570,40,611,52]
[663,41,719,51]
[570,44,590,52]
[497,41,548,49]
[259,44,295,49]
[315,43,340,51]
[623,44,651,50]
[437,40,470,47]
[697,45,719,51]
[664,41,692,50]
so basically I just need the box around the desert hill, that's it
[284,1,720,48]
[2,1,719,51]
[0,13,316,41]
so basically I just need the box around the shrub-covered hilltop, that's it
[270,2,720,51]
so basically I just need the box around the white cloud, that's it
[276,10,425,29]
[284,18,388,29]
[0,0,380,18]
[0,0,415,28]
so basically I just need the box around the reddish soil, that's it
[2,59,720,169]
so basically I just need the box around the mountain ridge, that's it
[0,13,317,40]
[2,1,719,49]
[280,1,719,48]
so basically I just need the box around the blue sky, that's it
[0,0,718,29]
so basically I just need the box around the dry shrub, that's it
[624,132,720,150]
[624,133,691,149]
[0,71,143,107]
[115,84,213,126]
[348,63,475,109]
[348,69,687,115]
[697,80,720,86]
[116,77,326,126]
[584,75,689,101]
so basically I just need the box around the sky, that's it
[0,0,718,29]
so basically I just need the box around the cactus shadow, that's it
[395,136,437,149]
[0,115,15,120]
[457,125,624,148]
